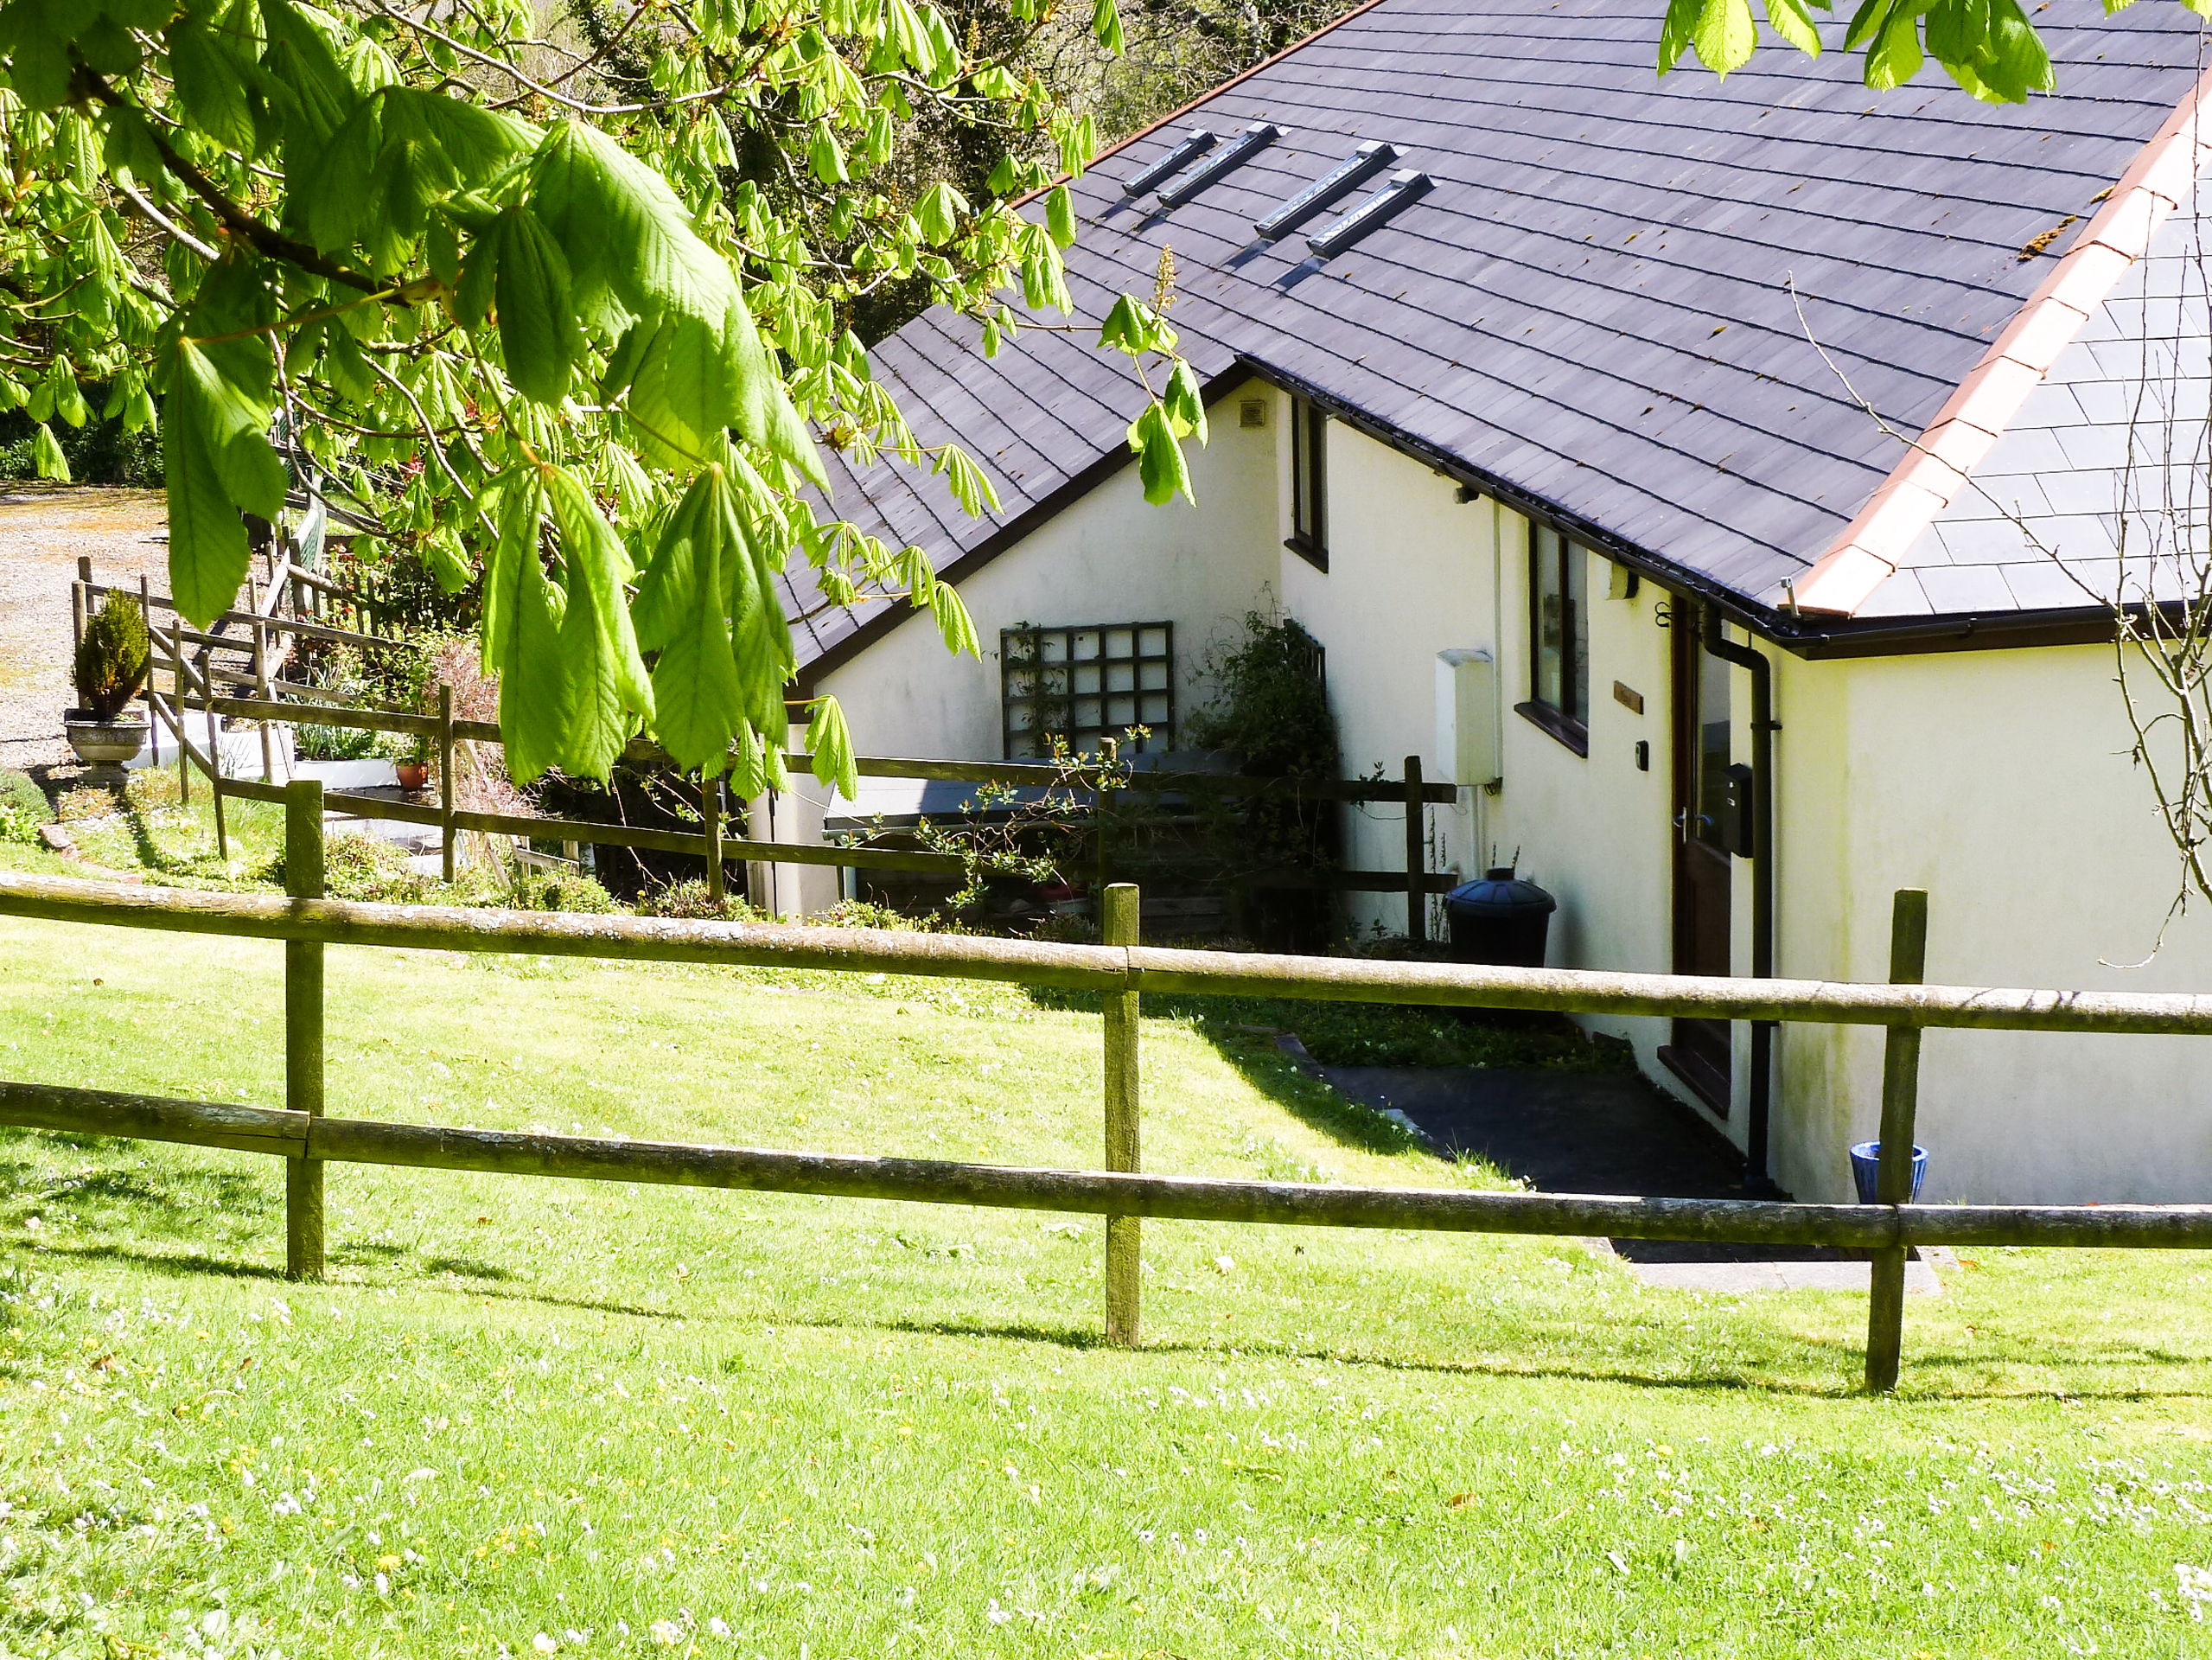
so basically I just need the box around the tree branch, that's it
[74,67,386,296]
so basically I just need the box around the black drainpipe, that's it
[1701,606,1779,1196]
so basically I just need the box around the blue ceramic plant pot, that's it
[1849,1140,1927,1204]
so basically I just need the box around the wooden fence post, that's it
[1865,887,1928,1393]
[437,683,456,885]
[202,656,227,862]
[704,771,724,904]
[74,555,92,672]
[168,620,189,808]
[1404,755,1426,946]
[252,617,275,782]
[1103,881,1142,1347]
[285,778,327,1280]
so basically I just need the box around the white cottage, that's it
[764,0,2212,1204]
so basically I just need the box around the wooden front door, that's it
[1665,616,1731,1114]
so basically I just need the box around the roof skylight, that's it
[1306,169,1431,259]
[1156,122,1283,208]
[1122,129,1217,197]
[1253,139,1399,240]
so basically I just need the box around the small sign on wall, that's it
[1613,680,1645,716]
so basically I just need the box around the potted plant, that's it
[393,735,430,794]
[66,595,151,785]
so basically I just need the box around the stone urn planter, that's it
[64,710,149,787]
[70,592,153,790]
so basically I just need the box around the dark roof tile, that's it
[794,0,2204,667]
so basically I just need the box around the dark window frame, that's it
[1514,522,1590,756]
[1001,622,1176,759]
[1286,396,1328,571]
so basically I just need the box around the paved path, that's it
[0,488,166,776]
[1298,1046,1945,1293]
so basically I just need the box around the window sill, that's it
[1514,699,1588,757]
[1283,535,1329,572]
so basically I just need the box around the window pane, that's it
[1533,527,1564,711]
[1697,632,1732,847]
[1565,538,1589,722]
[1291,399,1328,563]
[1305,405,1327,545]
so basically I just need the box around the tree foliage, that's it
[1660,0,2212,102]
[0,0,1195,795]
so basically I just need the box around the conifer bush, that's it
[71,595,150,722]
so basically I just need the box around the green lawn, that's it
[0,846,2209,1656]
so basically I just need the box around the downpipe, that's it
[1702,606,1781,1197]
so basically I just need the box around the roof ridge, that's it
[1006,0,1399,215]
[1788,57,2212,616]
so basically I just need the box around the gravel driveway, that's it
[0,488,167,776]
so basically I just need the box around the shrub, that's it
[0,769,48,825]
[314,834,434,904]
[73,595,150,720]
[295,722,381,762]
[0,405,160,486]
[636,878,754,921]
[0,802,39,845]
[1184,613,1338,779]
[818,898,925,930]
[1030,912,1101,945]
[506,867,617,914]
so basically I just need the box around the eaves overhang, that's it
[1234,352,1807,648]
[805,347,2155,686]
[1236,358,2161,663]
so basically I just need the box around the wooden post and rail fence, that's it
[138,674,1457,923]
[3,801,2210,1392]
[84,555,1452,926]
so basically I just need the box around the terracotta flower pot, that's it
[395,761,430,792]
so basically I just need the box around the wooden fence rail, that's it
[93,551,1450,916]
[169,670,1460,914]
[3,793,2211,1393]
[4,1080,2208,1250]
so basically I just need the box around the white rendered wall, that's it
[1491,528,1699,1109]
[762,391,2212,1203]
[1272,425,1494,935]
[1769,642,2212,1204]
[754,375,1283,916]
[1274,427,1694,1107]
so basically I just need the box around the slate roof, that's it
[794,0,2212,669]
[1874,203,2212,619]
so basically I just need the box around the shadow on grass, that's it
[421,1254,516,1281]
[426,1281,689,1322]
[64,789,282,891]
[3,1238,286,1280]
[0,1134,274,1228]
[847,1309,1861,1394]
[1029,985,1630,1160]
[829,1310,2212,1401]
[22,1227,2202,1402]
